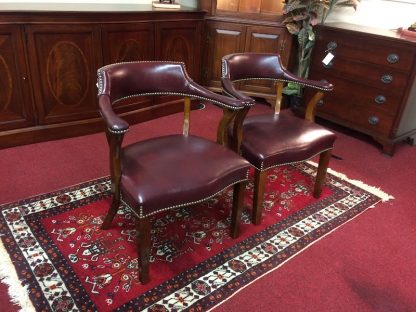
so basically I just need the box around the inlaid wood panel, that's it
[239,0,261,13]
[26,24,102,125]
[0,9,205,148]
[155,21,203,81]
[0,25,35,131]
[203,21,246,89]
[260,0,284,14]
[102,23,154,64]
[155,21,203,104]
[242,26,288,94]
[101,23,154,113]
[216,0,239,12]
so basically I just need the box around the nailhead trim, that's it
[228,78,332,92]
[112,92,243,111]
[222,88,255,106]
[97,61,187,96]
[108,128,128,134]
[97,61,244,110]
[122,176,250,219]
[256,147,334,171]
[221,59,228,78]
[97,70,104,95]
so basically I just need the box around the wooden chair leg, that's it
[101,188,120,230]
[136,217,151,284]
[252,169,267,225]
[230,181,246,238]
[313,149,332,198]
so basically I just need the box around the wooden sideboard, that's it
[0,4,204,148]
[199,0,293,104]
[309,23,416,155]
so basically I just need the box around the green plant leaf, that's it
[285,23,301,34]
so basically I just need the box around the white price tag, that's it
[322,52,334,66]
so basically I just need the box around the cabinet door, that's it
[203,21,246,89]
[0,25,35,131]
[155,20,203,81]
[242,25,289,94]
[101,23,154,113]
[102,23,154,64]
[26,24,102,125]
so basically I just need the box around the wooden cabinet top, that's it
[317,22,416,45]
[0,3,204,23]
[0,3,197,12]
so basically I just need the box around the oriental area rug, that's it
[0,162,392,312]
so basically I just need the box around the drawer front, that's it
[310,55,409,94]
[309,72,403,115]
[315,29,415,71]
[317,96,395,136]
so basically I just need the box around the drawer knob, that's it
[387,53,399,64]
[368,116,380,125]
[317,99,324,106]
[327,41,337,51]
[375,95,386,104]
[381,74,393,84]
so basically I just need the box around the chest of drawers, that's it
[308,23,416,155]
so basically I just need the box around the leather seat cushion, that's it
[236,113,336,170]
[120,135,251,217]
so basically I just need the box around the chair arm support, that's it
[187,79,253,109]
[221,78,254,103]
[305,91,325,122]
[98,95,130,134]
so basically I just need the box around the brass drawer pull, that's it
[375,95,386,104]
[326,41,337,51]
[387,53,399,64]
[381,74,393,84]
[368,116,380,125]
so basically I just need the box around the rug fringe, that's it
[0,241,35,312]
[306,161,394,202]
[208,199,379,312]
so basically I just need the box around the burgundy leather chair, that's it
[97,61,252,284]
[221,53,336,225]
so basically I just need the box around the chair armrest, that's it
[98,95,129,134]
[187,79,254,109]
[282,70,333,92]
[221,78,254,103]
[281,70,333,122]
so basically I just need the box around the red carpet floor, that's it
[0,104,415,311]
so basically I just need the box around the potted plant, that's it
[282,0,360,99]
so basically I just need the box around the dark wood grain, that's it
[309,23,416,156]
[0,9,205,148]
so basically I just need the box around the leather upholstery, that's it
[97,60,252,283]
[221,53,333,92]
[235,113,336,170]
[98,62,252,134]
[121,135,250,218]
[221,53,336,224]
[222,53,336,171]
[97,60,251,217]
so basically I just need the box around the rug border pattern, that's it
[0,164,388,312]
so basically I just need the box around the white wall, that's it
[0,0,413,30]
[325,0,415,30]
[0,0,197,7]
